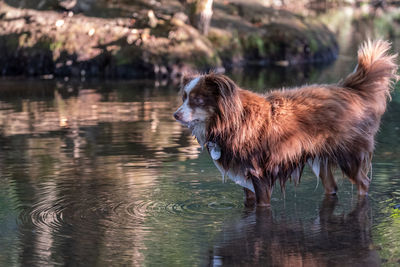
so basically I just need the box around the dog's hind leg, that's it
[355,152,372,196]
[340,151,372,196]
[243,188,256,207]
[319,159,338,195]
[250,176,271,207]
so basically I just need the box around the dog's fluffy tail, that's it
[341,40,398,108]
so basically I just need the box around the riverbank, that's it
[0,0,352,78]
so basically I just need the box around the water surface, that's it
[1,28,400,267]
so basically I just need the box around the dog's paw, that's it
[207,142,221,160]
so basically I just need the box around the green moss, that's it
[265,42,278,55]
[50,41,63,51]
[18,33,29,46]
[254,36,266,57]
[308,38,319,53]
[207,29,243,63]
[34,37,52,50]
[241,34,267,58]
[208,31,231,48]
[189,50,221,69]
[114,48,137,66]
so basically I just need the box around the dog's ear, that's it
[204,74,237,98]
[205,74,243,136]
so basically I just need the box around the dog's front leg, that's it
[249,176,271,207]
[243,188,256,207]
[319,160,338,195]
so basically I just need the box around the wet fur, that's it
[175,40,398,206]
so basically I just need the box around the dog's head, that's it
[173,73,242,131]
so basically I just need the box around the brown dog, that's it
[174,40,398,206]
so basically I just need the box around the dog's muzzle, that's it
[173,110,189,126]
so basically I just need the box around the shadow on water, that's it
[208,197,380,267]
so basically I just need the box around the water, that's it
[1,20,400,267]
[0,64,399,266]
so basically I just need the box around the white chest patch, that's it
[207,142,221,160]
[190,122,206,146]
[210,148,221,161]
[212,160,255,193]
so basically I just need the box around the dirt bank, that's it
[0,1,338,78]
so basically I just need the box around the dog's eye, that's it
[194,98,205,106]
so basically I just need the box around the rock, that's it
[0,1,338,78]
[0,2,219,78]
[147,10,158,28]
[209,3,338,68]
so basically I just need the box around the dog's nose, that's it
[173,111,180,120]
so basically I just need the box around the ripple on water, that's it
[124,199,241,220]
[18,193,242,236]
[29,201,66,230]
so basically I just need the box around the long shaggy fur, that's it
[176,40,398,205]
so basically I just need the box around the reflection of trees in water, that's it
[208,197,380,266]
[5,148,149,265]
[0,82,200,160]
[0,89,168,135]
[377,98,400,161]
[0,81,204,264]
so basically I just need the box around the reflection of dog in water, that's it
[174,40,398,206]
[207,197,379,266]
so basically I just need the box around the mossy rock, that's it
[209,2,338,67]
[0,1,337,77]
[0,2,221,78]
